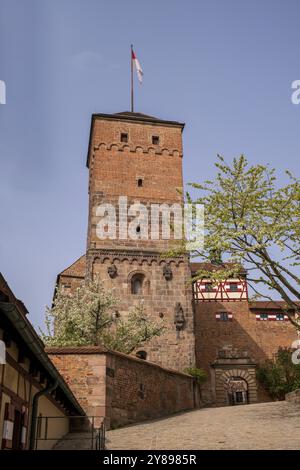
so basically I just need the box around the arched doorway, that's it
[214,364,258,406]
[226,376,248,405]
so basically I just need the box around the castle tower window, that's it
[219,312,229,321]
[121,133,128,143]
[152,135,159,145]
[131,273,145,295]
[136,350,147,360]
[137,178,143,187]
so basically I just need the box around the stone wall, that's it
[57,253,195,372]
[47,346,199,429]
[194,301,296,404]
[286,389,300,404]
[106,350,199,428]
[91,255,195,371]
[47,347,107,418]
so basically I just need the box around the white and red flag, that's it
[132,48,143,84]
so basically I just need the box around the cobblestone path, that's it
[106,402,300,450]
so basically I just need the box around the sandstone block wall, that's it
[91,254,195,371]
[47,347,199,429]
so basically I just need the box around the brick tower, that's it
[58,111,195,371]
[55,111,297,400]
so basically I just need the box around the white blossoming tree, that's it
[41,279,165,354]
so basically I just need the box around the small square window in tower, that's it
[121,133,128,143]
[219,312,229,321]
[137,178,143,187]
[152,135,160,145]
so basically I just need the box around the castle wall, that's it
[47,347,199,429]
[194,301,297,404]
[90,253,195,371]
[106,350,199,429]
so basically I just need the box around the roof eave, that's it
[0,302,85,416]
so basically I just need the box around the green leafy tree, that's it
[178,155,300,327]
[41,280,165,354]
[184,367,207,384]
[257,347,300,400]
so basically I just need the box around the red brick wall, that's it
[47,349,107,418]
[106,351,199,428]
[88,116,184,251]
[194,301,296,403]
[48,347,199,429]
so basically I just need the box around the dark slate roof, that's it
[114,111,162,120]
[96,111,185,127]
[0,273,28,317]
[249,301,300,311]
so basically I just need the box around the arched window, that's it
[131,273,144,295]
[136,351,147,360]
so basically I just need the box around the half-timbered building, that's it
[0,274,84,450]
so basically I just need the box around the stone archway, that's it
[214,366,258,406]
[226,376,249,405]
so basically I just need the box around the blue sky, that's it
[0,0,299,328]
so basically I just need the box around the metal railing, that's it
[33,415,106,450]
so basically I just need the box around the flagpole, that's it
[131,44,134,112]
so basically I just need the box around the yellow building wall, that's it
[33,393,70,450]
[0,330,73,450]
[0,392,11,445]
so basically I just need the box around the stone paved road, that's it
[106,402,300,450]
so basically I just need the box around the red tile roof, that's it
[190,262,246,276]
[249,301,300,311]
